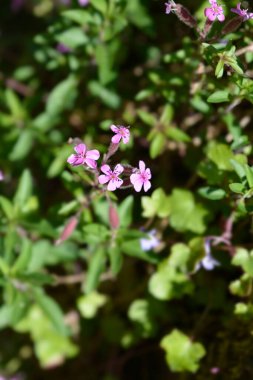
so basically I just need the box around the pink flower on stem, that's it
[130,161,151,192]
[111,125,130,144]
[231,3,253,21]
[204,0,225,22]
[164,1,176,14]
[98,164,124,191]
[67,143,100,169]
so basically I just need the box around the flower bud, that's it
[109,204,120,229]
[55,216,78,245]
[222,16,242,34]
[175,4,197,28]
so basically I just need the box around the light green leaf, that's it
[77,291,107,319]
[207,142,233,171]
[85,248,106,293]
[169,189,208,234]
[46,76,78,116]
[232,248,253,276]
[33,289,68,335]
[56,27,88,49]
[160,329,206,373]
[207,90,230,103]
[198,186,226,200]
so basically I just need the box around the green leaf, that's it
[77,291,107,319]
[160,329,206,373]
[169,189,208,234]
[33,289,68,335]
[9,130,34,161]
[83,224,109,245]
[150,133,166,159]
[62,9,93,25]
[166,126,191,143]
[12,238,32,273]
[85,248,106,293]
[207,90,230,103]
[95,44,117,85]
[207,142,233,171]
[88,81,121,109]
[46,76,78,116]
[232,248,253,277]
[16,305,78,367]
[128,299,155,337]
[0,196,14,219]
[230,158,247,179]
[198,186,226,200]
[14,169,33,208]
[148,244,193,301]
[118,196,134,228]
[90,0,107,13]
[138,110,157,127]
[108,245,123,275]
[229,182,244,194]
[160,104,174,124]
[56,27,88,49]
[5,89,26,118]
[141,188,171,218]
[191,95,210,113]
[121,240,160,264]
[244,164,253,188]
[215,59,225,78]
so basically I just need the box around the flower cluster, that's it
[165,1,253,24]
[67,125,152,193]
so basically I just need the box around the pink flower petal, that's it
[115,178,123,188]
[122,131,130,144]
[205,8,216,21]
[107,179,117,191]
[145,168,152,180]
[111,134,121,144]
[98,175,109,184]
[86,149,100,160]
[100,165,112,175]
[217,13,225,21]
[144,180,151,192]
[111,125,119,133]
[108,178,123,191]
[132,177,143,192]
[139,160,146,172]
[74,143,86,155]
[67,154,84,166]
[84,158,97,169]
[114,164,124,175]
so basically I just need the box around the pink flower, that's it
[111,125,130,144]
[231,3,253,21]
[204,0,225,22]
[165,1,172,14]
[130,161,151,192]
[98,164,124,191]
[78,0,89,6]
[0,171,4,181]
[67,143,100,169]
